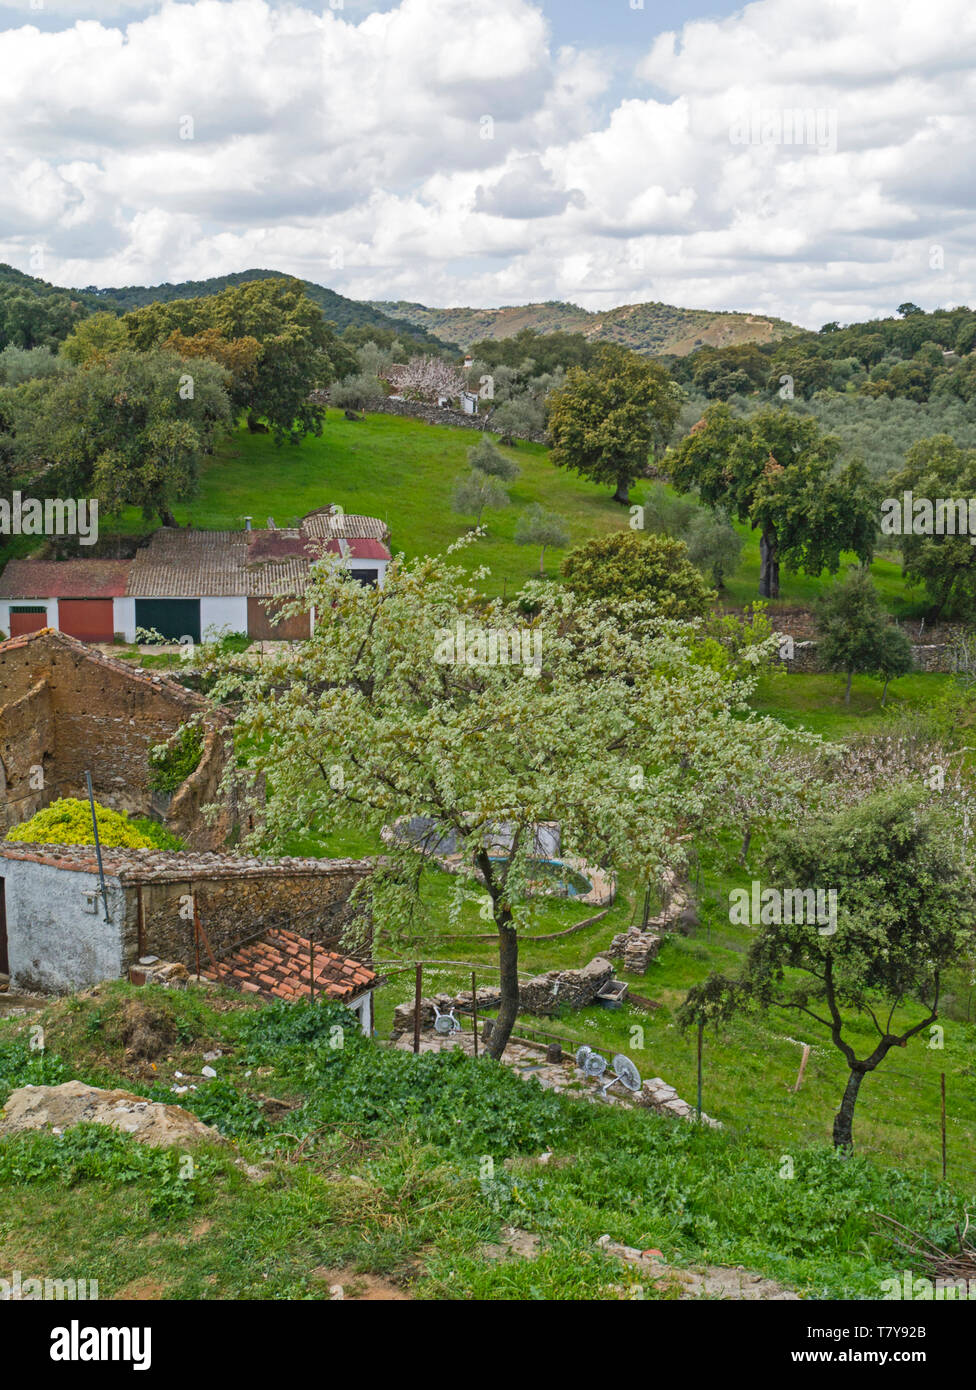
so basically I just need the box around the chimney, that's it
[244,516,252,531]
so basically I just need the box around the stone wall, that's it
[517,956,614,1016]
[349,396,548,445]
[0,631,230,848]
[132,866,373,973]
[0,679,53,829]
[780,638,953,675]
[388,960,616,1035]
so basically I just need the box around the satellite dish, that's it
[583,1050,608,1078]
[575,1045,592,1069]
[432,1004,462,1035]
[612,1054,642,1092]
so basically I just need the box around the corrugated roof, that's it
[0,558,131,600]
[202,927,377,1002]
[323,538,391,562]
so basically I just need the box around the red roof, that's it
[323,538,391,561]
[201,927,378,1002]
[0,558,130,600]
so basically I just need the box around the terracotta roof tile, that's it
[200,928,377,1003]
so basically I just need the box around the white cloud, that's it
[0,0,973,325]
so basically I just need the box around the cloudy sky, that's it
[0,0,973,327]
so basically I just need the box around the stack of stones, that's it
[636,1076,722,1128]
[607,931,661,974]
[517,956,613,1016]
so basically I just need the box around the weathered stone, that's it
[0,1080,220,1148]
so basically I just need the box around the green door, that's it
[134,599,201,644]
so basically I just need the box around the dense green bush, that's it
[148,724,204,794]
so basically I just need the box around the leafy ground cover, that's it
[1,985,970,1300]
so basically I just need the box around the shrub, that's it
[148,724,204,794]
[6,797,160,848]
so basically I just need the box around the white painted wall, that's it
[347,560,389,589]
[348,989,374,1036]
[114,597,136,643]
[0,598,57,637]
[201,596,249,640]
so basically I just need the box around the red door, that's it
[58,599,115,642]
[9,607,48,637]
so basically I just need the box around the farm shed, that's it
[0,559,130,642]
[0,845,375,1004]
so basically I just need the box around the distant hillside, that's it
[370,298,801,357]
[0,264,454,353]
[89,270,454,350]
[0,263,107,314]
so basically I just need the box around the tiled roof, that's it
[0,843,373,884]
[0,626,211,705]
[0,558,131,600]
[126,530,250,598]
[301,509,389,542]
[124,526,382,599]
[201,927,377,1002]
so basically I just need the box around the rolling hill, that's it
[369,297,803,357]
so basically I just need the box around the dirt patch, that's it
[0,1080,221,1149]
[112,1278,168,1300]
[310,1266,412,1300]
[595,1235,800,1300]
[479,1226,543,1261]
[120,1000,176,1063]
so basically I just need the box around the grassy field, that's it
[1,983,969,1300]
[87,410,928,611]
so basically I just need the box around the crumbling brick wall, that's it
[0,679,53,830]
[0,631,230,847]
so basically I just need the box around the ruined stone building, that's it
[0,628,230,847]
[0,845,376,1027]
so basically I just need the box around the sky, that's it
[0,0,973,327]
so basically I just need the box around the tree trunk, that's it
[739,825,752,866]
[844,670,853,705]
[758,528,780,598]
[158,507,177,528]
[613,478,630,505]
[539,546,546,577]
[487,921,520,1060]
[832,1068,865,1150]
[881,676,890,707]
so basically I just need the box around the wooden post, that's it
[791,1044,811,1093]
[941,1072,947,1180]
[471,970,478,1058]
[413,962,423,1055]
[696,1016,704,1121]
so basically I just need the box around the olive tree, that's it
[680,786,976,1149]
